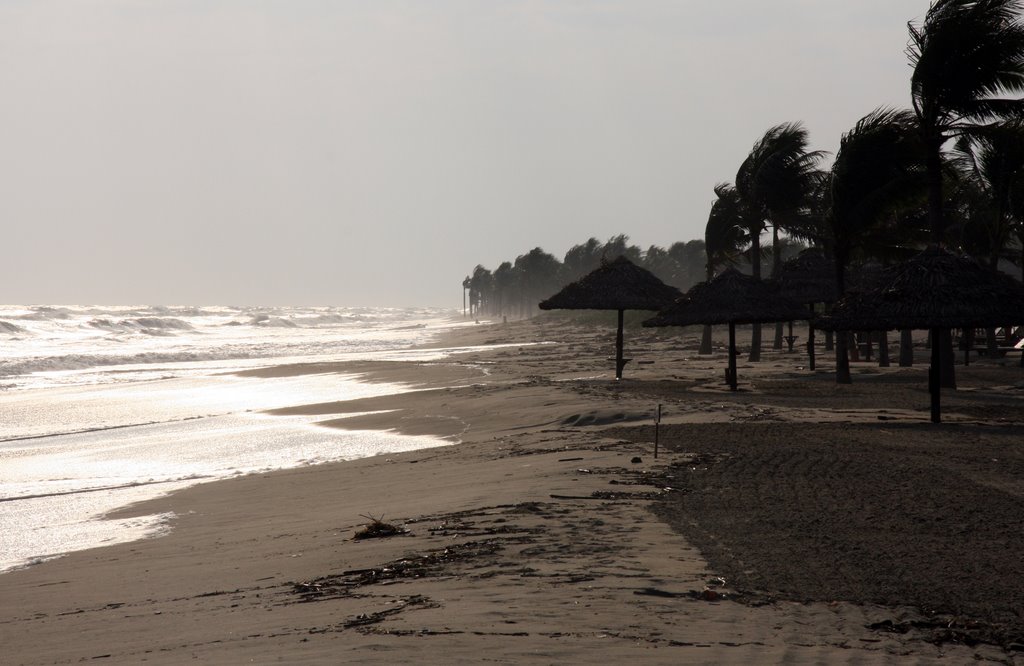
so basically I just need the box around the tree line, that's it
[461,234,806,320]
[463,0,1024,381]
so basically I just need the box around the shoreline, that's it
[1,316,1022,663]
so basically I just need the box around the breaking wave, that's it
[0,321,25,334]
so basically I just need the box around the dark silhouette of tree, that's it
[909,0,1024,243]
[602,234,643,263]
[700,184,748,353]
[514,247,562,318]
[667,240,708,289]
[827,108,927,382]
[561,238,604,283]
[492,261,516,318]
[469,265,494,318]
[733,122,826,360]
[951,121,1024,352]
[908,0,1024,386]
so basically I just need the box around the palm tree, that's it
[827,108,927,382]
[492,261,515,319]
[909,0,1024,243]
[734,123,826,360]
[951,121,1024,352]
[700,184,747,354]
[909,0,1024,386]
[514,247,562,317]
[667,239,708,290]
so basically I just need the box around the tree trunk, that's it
[835,332,852,384]
[772,225,783,350]
[614,309,625,380]
[728,322,738,391]
[939,328,956,389]
[700,325,713,355]
[878,330,890,367]
[748,234,762,362]
[899,329,914,366]
[930,327,942,423]
[807,309,816,371]
[986,327,999,356]
[925,130,957,392]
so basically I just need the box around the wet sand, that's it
[1,315,1023,664]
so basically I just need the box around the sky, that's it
[1,0,935,308]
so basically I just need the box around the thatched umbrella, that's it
[817,246,1024,423]
[644,269,810,390]
[538,255,682,379]
[776,248,838,368]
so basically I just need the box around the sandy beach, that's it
[2,315,1023,664]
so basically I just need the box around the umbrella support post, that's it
[727,322,738,391]
[929,328,941,423]
[807,304,816,371]
[615,309,625,381]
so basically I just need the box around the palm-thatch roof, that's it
[643,268,810,327]
[539,256,681,312]
[818,246,1024,331]
[776,248,838,305]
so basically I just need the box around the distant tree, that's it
[601,234,643,263]
[515,247,562,317]
[492,261,516,318]
[469,265,494,318]
[640,245,680,286]
[667,239,707,290]
[561,238,604,283]
[462,275,471,317]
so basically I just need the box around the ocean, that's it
[0,304,464,572]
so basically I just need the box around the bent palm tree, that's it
[700,184,747,354]
[910,0,1024,243]
[952,121,1024,352]
[828,108,927,382]
[910,0,1024,386]
[734,122,826,361]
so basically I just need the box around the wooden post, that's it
[654,403,661,459]
[728,322,738,391]
[807,304,816,371]
[615,309,625,380]
[930,327,941,423]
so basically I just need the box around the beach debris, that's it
[353,514,405,540]
[343,595,436,629]
[630,456,643,464]
[292,540,506,602]
[634,587,728,602]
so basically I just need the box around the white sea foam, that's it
[0,304,468,572]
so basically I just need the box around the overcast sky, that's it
[1,1,935,307]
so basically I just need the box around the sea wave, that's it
[251,315,298,328]
[15,306,73,321]
[86,317,194,334]
[0,350,258,378]
[0,321,26,334]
